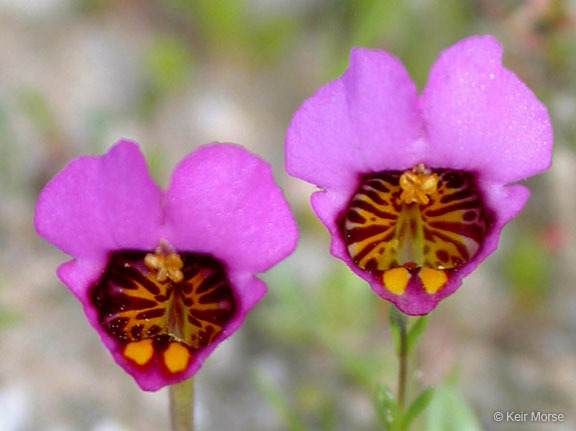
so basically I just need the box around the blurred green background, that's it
[0,1,575,430]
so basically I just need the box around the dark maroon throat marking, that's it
[90,251,236,366]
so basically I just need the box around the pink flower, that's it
[35,141,298,390]
[286,35,552,315]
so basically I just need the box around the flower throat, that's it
[343,164,491,295]
[90,245,236,375]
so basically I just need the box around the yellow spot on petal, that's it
[383,267,410,295]
[420,268,448,294]
[123,339,154,366]
[163,342,190,374]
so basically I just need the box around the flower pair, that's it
[36,35,552,390]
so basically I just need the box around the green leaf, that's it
[427,384,482,431]
[389,305,408,331]
[374,384,398,430]
[402,387,435,429]
[406,316,428,355]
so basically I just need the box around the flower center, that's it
[144,245,184,283]
[91,248,236,374]
[399,163,438,205]
[343,165,491,295]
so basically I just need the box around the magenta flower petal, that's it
[35,140,164,259]
[420,35,553,182]
[286,35,552,315]
[286,48,422,192]
[36,141,297,390]
[164,143,298,274]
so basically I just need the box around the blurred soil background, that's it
[0,0,575,430]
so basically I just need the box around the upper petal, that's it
[420,35,553,182]
[286,47,423,191]
[34,140,164,259]
[164,144,298,273]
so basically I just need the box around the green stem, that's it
[397,321,408,414]
[389,305,409,421]
[170,378,194,431]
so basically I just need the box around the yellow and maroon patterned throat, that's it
[91,250,236,375]
[343,164,491,295]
